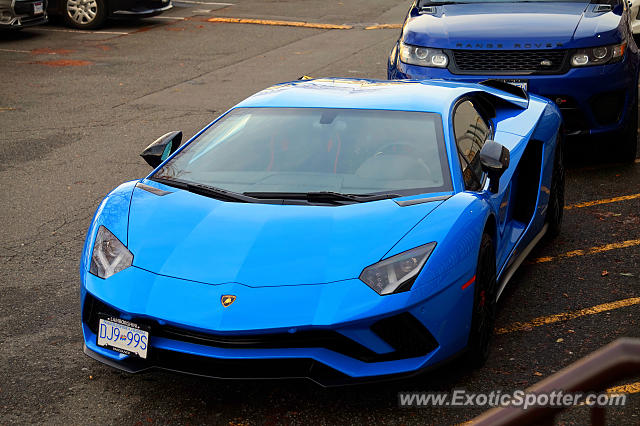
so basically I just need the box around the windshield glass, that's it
[153,107,452,196]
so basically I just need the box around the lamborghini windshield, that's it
[153,107,452,197]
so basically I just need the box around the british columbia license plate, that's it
[497,79,528,91]
[97,317,149,359]
[33,1,44,14]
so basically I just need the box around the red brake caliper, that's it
[479,290,486,308]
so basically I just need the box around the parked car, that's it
[46,0,171,29]
[631,0,640,34]
[80,78,564,385]
[0,0,48,29]
[388,0,640,162]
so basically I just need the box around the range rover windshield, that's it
[153,107,452,199]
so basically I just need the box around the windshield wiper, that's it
[152,178,264,204]
[244,191,400,204]
[151,178,399,205]
[306,191,401,203]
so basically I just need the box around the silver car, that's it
[0,0,47,29]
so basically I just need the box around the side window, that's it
[453,100,491,190]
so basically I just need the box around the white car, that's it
[631,0,640,34]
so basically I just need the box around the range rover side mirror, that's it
[140,131,182,168]
[480,140,510,194]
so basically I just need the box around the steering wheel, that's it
[372,142,434,181]
[375,142,419,156]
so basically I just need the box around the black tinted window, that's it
[454,100,491,190]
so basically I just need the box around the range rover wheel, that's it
[465,232,497,369]
[63,0,107,29]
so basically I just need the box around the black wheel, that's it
[63,0,107,29]
[615,95,638,163]
[546,139,565,239]
[465,232,497,368]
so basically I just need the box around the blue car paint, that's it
[401,2,620,49]
[80,78,562,383]
[80,180,137,274]
[81,268,472,378]
[388,1,640,136]
[126,186,445,287]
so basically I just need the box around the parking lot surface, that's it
[1,1,639,424]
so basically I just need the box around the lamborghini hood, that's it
[403,2,590,49]
[127,183,444,287]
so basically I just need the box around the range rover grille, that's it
[451,49,568,75]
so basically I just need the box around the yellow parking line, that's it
[496,297,640,334]
[207,17,353,29]
[565,193,640,210]
[531,239,640,264]
[365,23,402,30]
[607,382,640,394]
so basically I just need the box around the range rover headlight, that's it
[89,225,133,279]
[570,42,626,67]
[399,42,449,68]
[360,243,436,295]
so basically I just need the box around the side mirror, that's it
[140,131,182,168]
[480,140,510,194]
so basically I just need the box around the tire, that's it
[63,0,107,29]
[546,139,565,239]
[616,95,638,163]
[465,232,498,369]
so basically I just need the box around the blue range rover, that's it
[388,0,639,162]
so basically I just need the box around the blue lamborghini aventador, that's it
[80,78,564,385]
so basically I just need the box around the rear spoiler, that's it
[478,79,530,110]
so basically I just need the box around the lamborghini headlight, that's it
[360,242,436,295]
[399,42,449,68]
[89,225,133,279]
[570,42,626,67]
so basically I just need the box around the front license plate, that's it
[497,79,528,91]
[97,317,149,359]
[33,1,44,14]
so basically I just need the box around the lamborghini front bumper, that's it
[80,265,473,385]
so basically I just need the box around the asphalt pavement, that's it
[0,1,639,424]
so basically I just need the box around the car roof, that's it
[235,78,529,114]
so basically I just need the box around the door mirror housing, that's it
[140,131,182,168]
[480,140,510,193]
